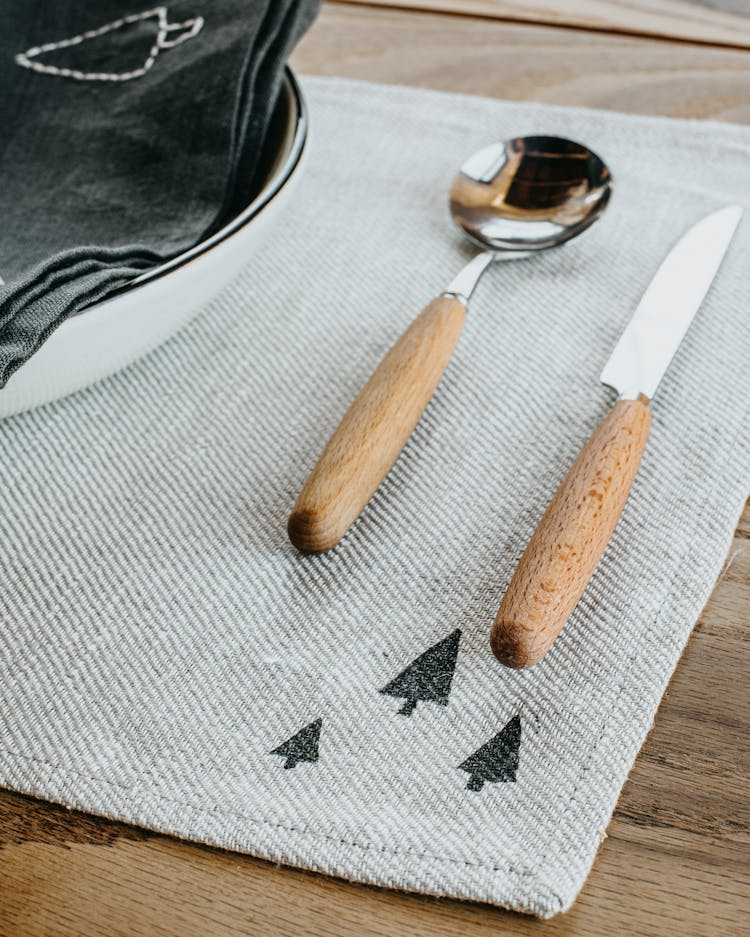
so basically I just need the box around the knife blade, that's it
[491,206,742,670]
[600,205,743,401]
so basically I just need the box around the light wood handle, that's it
[288,295,467,552]
[491,397,652,669]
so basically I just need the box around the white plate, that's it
[0,68,307,418]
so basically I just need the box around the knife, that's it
[490,205,743,669]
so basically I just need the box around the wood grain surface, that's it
[295,4,750,124]
[2,4,748,936]
[289,294,467,552]
[492,397,652,668]
[332,0,750,49]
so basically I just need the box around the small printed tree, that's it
[270,718,322,770]
[380,629,461,716]
[458,715,521,791]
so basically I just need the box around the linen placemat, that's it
[1,78,748,918]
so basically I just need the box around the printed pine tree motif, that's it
[270,718,322,770]
[380,629,461,716]
[458,715,521,791]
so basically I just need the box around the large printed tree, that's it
[380,629,461,716]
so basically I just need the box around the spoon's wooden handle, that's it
[491,397,652,668]
[288,294,467,553]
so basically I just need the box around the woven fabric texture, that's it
[1,78,749,917]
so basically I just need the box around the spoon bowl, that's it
[450,136,612,253]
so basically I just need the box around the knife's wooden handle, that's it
[288,295,467,553]
[491,397,652,668]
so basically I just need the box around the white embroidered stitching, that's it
[14,6,204,83]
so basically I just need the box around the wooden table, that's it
[2,3,748,935]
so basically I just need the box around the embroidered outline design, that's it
[15,6,204,83]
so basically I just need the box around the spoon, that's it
[288,135,612,553]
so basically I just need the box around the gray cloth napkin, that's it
[0,78,748,918]
[0,0,319,386]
